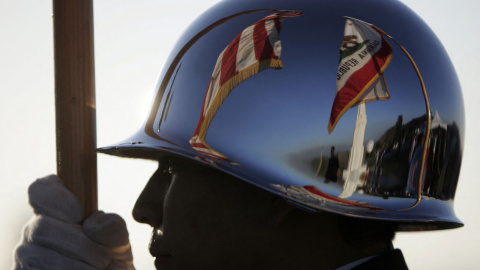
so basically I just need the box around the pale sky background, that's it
[1,0,479,269]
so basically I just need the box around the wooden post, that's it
[53,0,97,218]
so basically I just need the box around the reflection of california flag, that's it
[328,19,393,133]
[190,11,303,159]
[332,18,393,199]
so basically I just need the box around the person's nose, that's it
[132,167,171,228]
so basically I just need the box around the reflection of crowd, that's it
[316,114,461,202]
[364,114,461,200]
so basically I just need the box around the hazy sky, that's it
[1,0,479,269]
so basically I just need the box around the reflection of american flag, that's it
[190,10,303,160]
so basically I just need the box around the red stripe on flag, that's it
[329,37,392,129]
[303,185,383,210]
[273,17,282,35]
[253,20,275,61]
[220,33,240,86]
[191,80,211,138]
[190,141,210,149]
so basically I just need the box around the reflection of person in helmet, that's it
[406,123,427,196]
[325,146,340,183]
[13,0,465,269]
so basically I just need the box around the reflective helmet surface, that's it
[99,0,464,231]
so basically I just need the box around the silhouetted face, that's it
[132,159,275,270]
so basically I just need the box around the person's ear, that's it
[268,196,295,228]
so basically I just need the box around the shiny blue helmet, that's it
[99,0,465,231]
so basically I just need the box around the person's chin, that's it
[154,254,177,270]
